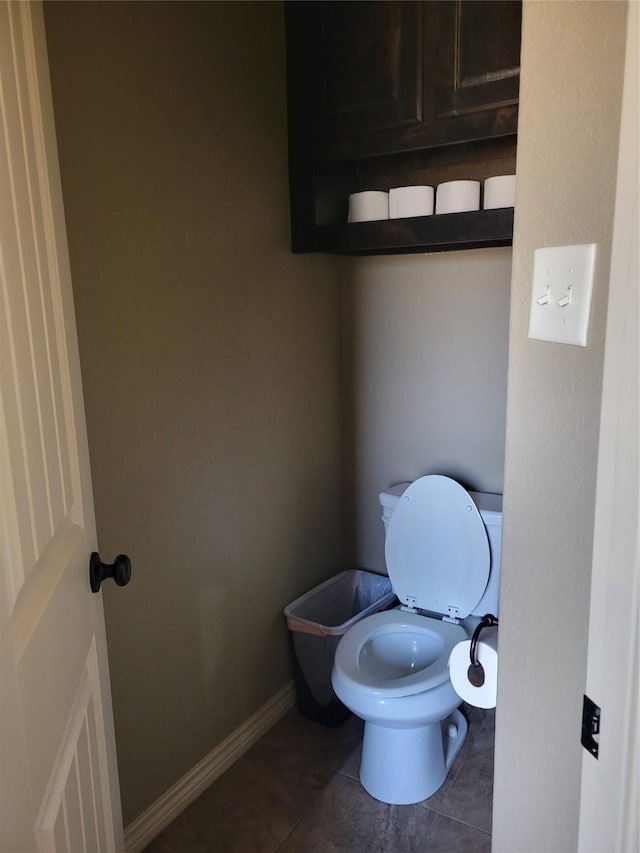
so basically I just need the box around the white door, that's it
[0,2,124,851]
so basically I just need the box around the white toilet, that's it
[331,474,503,805]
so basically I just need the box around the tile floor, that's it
[144,703,495,853]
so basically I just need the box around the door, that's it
[0,2,124,851]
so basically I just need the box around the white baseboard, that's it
[124,681,296,853]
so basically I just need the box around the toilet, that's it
[331,474,503,805]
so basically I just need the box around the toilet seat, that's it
[385,475,490,619]
[333,609,466,699]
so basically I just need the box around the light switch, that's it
[528,244,596,346]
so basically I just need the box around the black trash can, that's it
[284,570,396,726]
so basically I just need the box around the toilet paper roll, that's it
[483,175,516,210]
[348,191,389,223]
[435,180,480,215]
[448,626,498,709]
[389,185,434,219]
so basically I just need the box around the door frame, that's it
[578,1,639,848]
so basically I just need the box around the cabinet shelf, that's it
[315,207,514,256]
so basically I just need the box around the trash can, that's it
[284,569,396,726]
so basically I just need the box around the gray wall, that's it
[44,1,343,824]
[341,250,512,571]
[493,2,628,850]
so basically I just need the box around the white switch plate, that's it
[528,243,596,346]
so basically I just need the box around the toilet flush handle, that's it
[467,613,498,687]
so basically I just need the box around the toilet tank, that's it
[379,482,503,617]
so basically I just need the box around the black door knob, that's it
[90,552,132,593]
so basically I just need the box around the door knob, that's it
[90,552,132,593]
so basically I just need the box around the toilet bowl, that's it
[331,475,503,805]
[333,609,465,724]
[333,608,468,804]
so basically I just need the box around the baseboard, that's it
[124,681,296,853]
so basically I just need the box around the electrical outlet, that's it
[528,244,596,346]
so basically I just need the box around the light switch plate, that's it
[528,244,596,346]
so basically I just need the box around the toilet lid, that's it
[385,475,490,619]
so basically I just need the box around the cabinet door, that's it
[317,1,423,138]
[435,0,521,142]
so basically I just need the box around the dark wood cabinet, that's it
[285,0,522,255]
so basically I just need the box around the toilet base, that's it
[359,709,468,805]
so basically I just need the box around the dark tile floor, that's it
[144,703,495,853]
